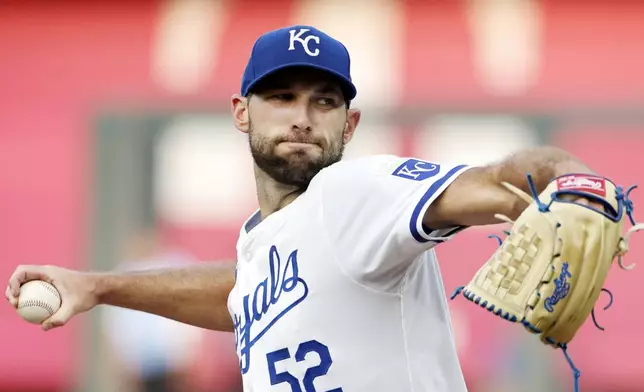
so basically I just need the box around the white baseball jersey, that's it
[227,154,472,392]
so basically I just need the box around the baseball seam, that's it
[18,299,55,315]
[37,281,61,300]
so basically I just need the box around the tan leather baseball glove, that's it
[451,174,643,392]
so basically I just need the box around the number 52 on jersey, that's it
[266,340,343,392]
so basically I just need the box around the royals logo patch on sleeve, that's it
[392,158,441,181]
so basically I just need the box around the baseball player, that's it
[6,25,603,392]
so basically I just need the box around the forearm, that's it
[425,146,595,228]
[93,262,236,332]
[491,146,594,197]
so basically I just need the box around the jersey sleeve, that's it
[317,155,472,290]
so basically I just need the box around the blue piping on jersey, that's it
[410,165,469,243]
[245,210,263,233]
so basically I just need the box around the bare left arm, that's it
[424,146,594,229]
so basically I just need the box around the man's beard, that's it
[249,123,345,189]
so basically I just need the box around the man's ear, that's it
[343,108,361,144]
[231,94,250,133]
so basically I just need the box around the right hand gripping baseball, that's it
[5,265,99,331]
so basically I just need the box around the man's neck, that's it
[254,165,304,220]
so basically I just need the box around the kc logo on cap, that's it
[288,28,320,57]
[240,25,357,100]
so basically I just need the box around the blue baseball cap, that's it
[241,25,357,100]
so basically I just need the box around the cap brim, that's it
[244,62,357,101]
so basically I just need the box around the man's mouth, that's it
[281,141,316,147]
[278,137,320,148]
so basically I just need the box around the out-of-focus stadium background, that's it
[2,0,643,391]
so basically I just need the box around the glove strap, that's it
[560,344,581,392]
[617,223,644,270]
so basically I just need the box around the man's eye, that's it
[317,98,336,106]
[269,94,292,101]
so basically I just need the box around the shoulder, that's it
[315,155,416,182]
[313,154,448,188]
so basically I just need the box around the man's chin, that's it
[267,165,318,188]
[251,145,343,187]
[267,157,326,187]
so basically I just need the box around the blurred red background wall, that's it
[1,1,643,391]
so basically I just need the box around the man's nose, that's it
[291,100,313,132]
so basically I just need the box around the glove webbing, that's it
[450,174,644,392]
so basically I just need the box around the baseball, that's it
[17,280,62,324]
